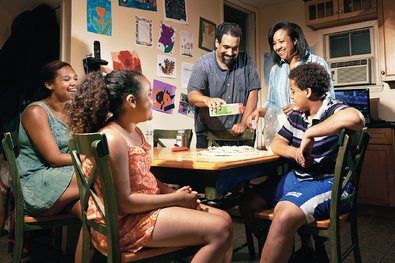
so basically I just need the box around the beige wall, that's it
[258,0,395,121]
[0,8,12,49]
[69,0,223,142]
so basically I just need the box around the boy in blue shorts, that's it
[239,63,365,263]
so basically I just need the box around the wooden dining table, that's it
[150,148,281,201]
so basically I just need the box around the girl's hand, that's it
[174,186,200,209]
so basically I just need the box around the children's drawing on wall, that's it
[158,23,175,54]
[180,31,193,57]
[198,17,216,52]
[112,50,142,72]
[164,0,187,24]
[178,93,195,118]
[152,80,176,114]
[157,54,176,78]
[181,62,193,88]
[87,0,112,36]
[118,0,157,11]
[136,16,152,46]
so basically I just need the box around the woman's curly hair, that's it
[288,63,330,99]
[68,70,144,133]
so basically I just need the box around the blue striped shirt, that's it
[278,98,347,180]
[263,52,335,110]
[187,51,260,133]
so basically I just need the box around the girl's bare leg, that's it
[145,206,233,263]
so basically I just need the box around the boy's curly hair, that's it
[289,63,330,99]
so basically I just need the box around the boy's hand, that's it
[296,136,314,167]
[282,104,295,115]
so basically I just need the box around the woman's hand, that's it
[247,107,266,129]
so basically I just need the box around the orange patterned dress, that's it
[83,127,161,254]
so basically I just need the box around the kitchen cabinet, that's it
[358,128,395,206]
[378,0,395,81]
[304,0,378,30]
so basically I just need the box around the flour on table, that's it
[198,146,267,157]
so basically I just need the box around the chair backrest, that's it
[207,129,255,147]
[68,133,121,262]
[330,128,370,220]
[1,132,25,221]
[153,129,193,148]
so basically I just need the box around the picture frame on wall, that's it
[198,17,216,52]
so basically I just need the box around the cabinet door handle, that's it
[339,9,344,13]
[334,9,338,15]
[381,71,386,75]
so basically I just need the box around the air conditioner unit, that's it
[330,59,372,86]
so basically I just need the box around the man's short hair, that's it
[215,22,242,43]
[289,63,330,99]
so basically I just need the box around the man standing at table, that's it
[188,22,260,148]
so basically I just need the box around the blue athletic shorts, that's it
[256,171,354,223]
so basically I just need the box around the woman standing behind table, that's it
[17,60,80,216]
[68,70,233,262]
[242,21,335,263]
[249,21,335,123]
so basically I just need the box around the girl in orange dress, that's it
[68,70,233,262]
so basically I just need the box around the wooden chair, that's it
[254,128,371,262]
[153,129,193,148]
[1,132,80,263]
[68,132,198,262]
[207,128,255,147]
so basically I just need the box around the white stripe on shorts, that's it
[300,190,332,223]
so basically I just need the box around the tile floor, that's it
[0,204,394,262]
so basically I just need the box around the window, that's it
[326,28,373,60]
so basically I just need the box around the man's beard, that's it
[221,53,236,66]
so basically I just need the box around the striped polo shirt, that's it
[278,98,348,180]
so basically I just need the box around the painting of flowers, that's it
[87,0,112,36]
[111,50,142,72]
[158,23,175,54]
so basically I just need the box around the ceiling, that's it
[239,0,290,8]
[0,0,290,19]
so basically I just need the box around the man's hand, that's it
[230,123,247,134]
[204,97,227,111]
